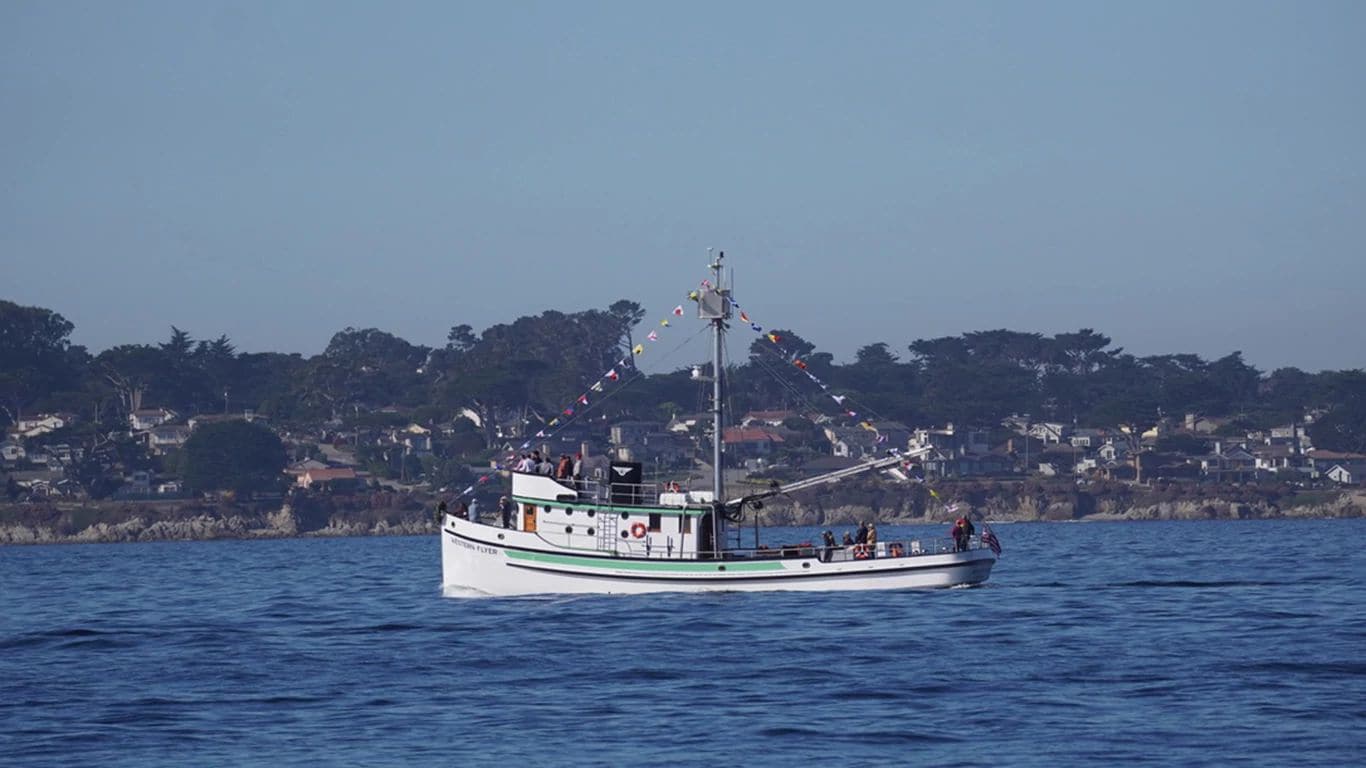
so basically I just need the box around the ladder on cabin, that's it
[596,510,619,553]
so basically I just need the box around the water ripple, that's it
[1,520,1364,767]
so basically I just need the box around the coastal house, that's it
[910,425,991,457]
[146,424,191,455]
[666,413,706,434]
[991,436,1044,474]
[383,428,433,456]
[297,467,361,491]
[1068,428,1116,449]
[867,421,911,453]
[823,425,878,459]
[610,421,662,450]
[1,441,27,464]
[1307,450,1366,478]
[740,410,797,428]
[123,470,153,495]
[38,444,83,466]
[1184,413,1228,434]
[1199,446,1257,482]
[722,427,785,462]
[604,428,693,467]
[1267,424,1313,452]
[1252,444,1307,475]
[130,408,178,431]
[13,413,74,438]
[285,458,330,478]
[1029,422,1068,445]
[1326,464,1359,485]
[1097,441,1130,463]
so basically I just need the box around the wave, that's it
[1108,579,1287,588]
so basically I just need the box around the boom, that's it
[727,446,934,506]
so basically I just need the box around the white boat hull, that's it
[441,517,996,596]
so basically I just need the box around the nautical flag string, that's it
[726,292,901,437]
[504,279,712,470]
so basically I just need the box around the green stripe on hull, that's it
[504,549,786,573]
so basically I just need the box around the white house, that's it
[146,425,192,454]
[1,441,27,463]
[130,408,178,431]
[14,413,72,438]
[1326,464,1359,485]
[1098,441,1129,462]
[1029,422,1068,445]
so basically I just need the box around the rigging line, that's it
[524,324,711,448]
[727,290,896,425]
[746,338,878,423]
[748,338,895,426]
[750,352,828,416]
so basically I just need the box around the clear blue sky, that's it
[4,1,1363,372]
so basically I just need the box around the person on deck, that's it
[866,523,878,558]
[952,516,974,551]
[821,530,837,562]
[842,531,855,547]
[556,454,572,480]
[498,496,514,529]
[454,500,469,520]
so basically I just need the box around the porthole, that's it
[587,528,595,536]
[586,510,595,517]
[497,533,505,540]
[621,531,630,539]
[717,565,726,571]
[565,509,573,516]
[565,525,573,534]
[802,562,811,569]
[620,512,629,521]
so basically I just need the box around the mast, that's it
[698,249,731,554]
[711,251,725,506]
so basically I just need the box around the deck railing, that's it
[727,536,987,563]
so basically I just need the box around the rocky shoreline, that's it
[2,481,1362,545]
[0,492,436,545]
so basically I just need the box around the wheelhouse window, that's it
[648,513,662,532]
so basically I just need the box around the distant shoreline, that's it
[2,484,1361,545]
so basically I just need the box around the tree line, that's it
[3,298,1364,453]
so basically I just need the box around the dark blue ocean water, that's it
[2,519,1364,767]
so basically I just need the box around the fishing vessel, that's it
[441,253,998,595]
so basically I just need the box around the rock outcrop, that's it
[0,494,437,545]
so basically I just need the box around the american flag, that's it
[981,523,1002,556]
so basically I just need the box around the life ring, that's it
[630,522,647,539]
[889,543,904,558]
[853,544,869,560]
